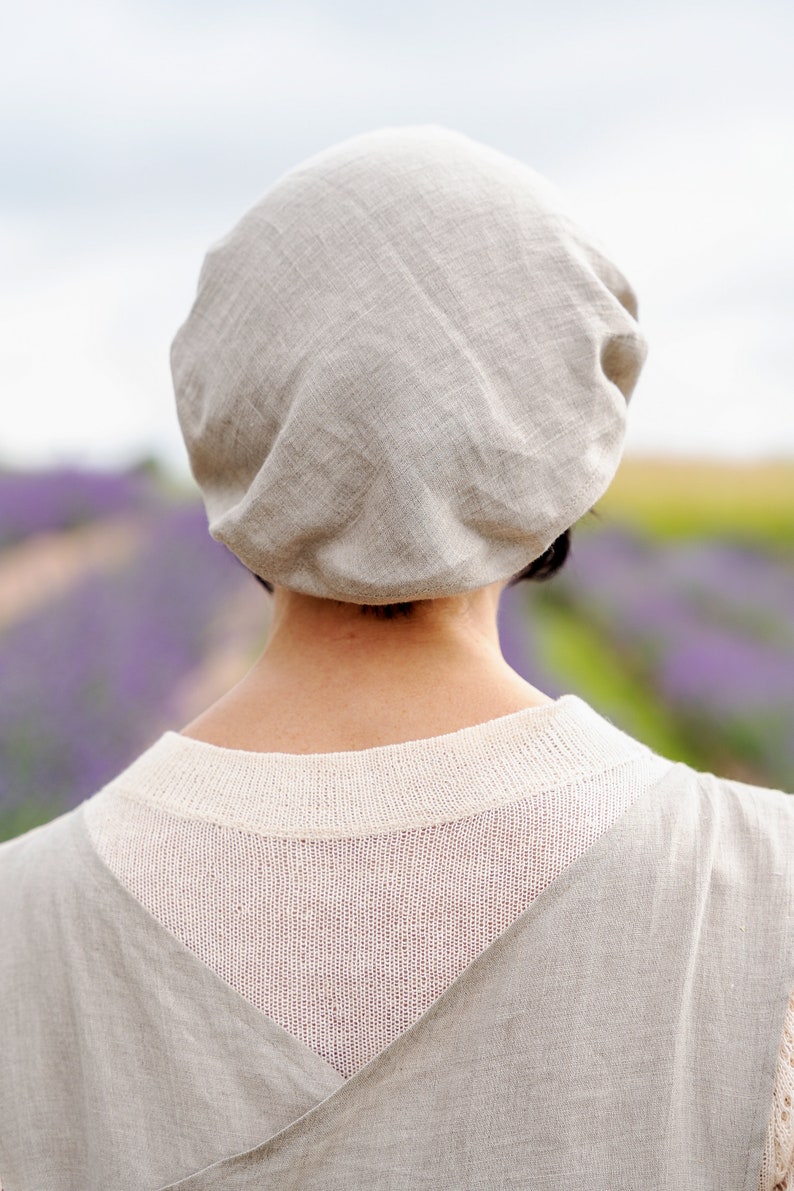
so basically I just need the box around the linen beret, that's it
[172,124,646,604]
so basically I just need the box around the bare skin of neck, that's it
[180,579,552,754]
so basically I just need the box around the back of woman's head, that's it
[171,125,646,609]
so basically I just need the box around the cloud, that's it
[2,0,793,465]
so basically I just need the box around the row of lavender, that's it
[0,471,255,838]
[500,528,794,791]
[0,465,160,547]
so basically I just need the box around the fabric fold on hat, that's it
[172,124,646,604]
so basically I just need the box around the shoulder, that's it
[651,756,793,817]
[693,766,794,826]
[0,807,84,913]
[651,759,794,883]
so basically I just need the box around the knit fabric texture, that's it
[77,695,794,1190]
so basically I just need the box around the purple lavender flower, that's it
[0,499,256,828]
[538,525,794,787]
[0,465,157,549]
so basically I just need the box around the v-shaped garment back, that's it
[1,760,793,1190]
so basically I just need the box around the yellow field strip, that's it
[596,456,794,540]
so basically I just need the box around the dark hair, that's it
[250,528,571,618]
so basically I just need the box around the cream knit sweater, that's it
[68,695,793,1189]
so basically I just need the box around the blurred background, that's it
[1,0,792,839]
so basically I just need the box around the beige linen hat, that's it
[172,124,646,604]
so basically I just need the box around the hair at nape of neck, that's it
[248,529,571,619]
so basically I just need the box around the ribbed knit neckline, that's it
[99,696,655,840]
[99,695,657,843]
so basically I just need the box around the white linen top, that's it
[70,695,794,1190]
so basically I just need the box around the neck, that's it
[180,582,552,754]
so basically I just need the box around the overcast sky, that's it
[2,0,793,473]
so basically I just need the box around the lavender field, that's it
[0,465,159,548]
[497,458,794,792]
[1,461,793,839]
[0,465,263,840]
[499,527,794,789]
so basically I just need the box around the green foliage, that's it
[0,801,66,844]
[528,592,707,769]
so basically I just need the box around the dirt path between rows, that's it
[0,515,148,634]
